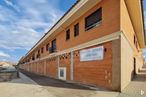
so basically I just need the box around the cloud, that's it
[0,0,64,51]
[0,51,10,58]
[0,0,65,61]
[4,0,20,12]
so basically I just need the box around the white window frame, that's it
[58,67,66,80]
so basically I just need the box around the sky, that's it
[0,0,76,62]
[0,0,146,62]
[143,0,146,61]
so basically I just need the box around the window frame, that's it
[74,23,79,37]
[32,54,35,60]
[41,47,44,53]
[51,39,56,52]
[85,7,102,31]
[46,43,50,51]
[66,29,70,40]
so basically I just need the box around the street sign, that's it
[80,46,104,62]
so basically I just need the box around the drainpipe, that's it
[70,51,74,80]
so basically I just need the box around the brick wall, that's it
[20,41,113,89]
[73,42,112,89]
[46,57,58,78]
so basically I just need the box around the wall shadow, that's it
[18,69,95,91]
[132,74,146,82]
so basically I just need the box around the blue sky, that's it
[0,0,146,62]
[144,1,146,27]
[0,0,76,62]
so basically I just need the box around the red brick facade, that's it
[19,0,145,91]
[21,41,112,89]
[74,42,112,88]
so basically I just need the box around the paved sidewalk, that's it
[21,70,119,97]
[0,72,119,97]
[0,73,55,97]
[1,71,145,97]
[21,70,146,97]
[118,75,146,97]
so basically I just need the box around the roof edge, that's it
[24,0,81,58]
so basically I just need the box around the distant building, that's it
[19,0,145,91]
[0,61,16,70]
[0,62,10,67]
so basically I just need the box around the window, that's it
[66,29,70,40]
[38,50,40,54]
[37,50,40,58]
[134,35,136,45]
[46,43,49,51]
[32,55,35,60]
[51,39,56,52]
[74,23,79,37]
[36,54,40,58]
[41,47,44,53]
[59,67,66,80]
[60,69,64,77]
[85,8,102,31]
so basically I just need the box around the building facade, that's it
[19,0,145,91]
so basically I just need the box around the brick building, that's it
[19,0,145,91]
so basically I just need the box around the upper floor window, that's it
[51,39,56,53]
[85,8,102,31]
[38,50,40,54]
[134,35,136,45]
[66,29,70,40]
[74,23,79,37]
[37,50,40,58]
[32,55,35,60]
[41,47,44,53]
[46,43,49,51]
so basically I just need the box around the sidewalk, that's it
[118,75,146,97]
[20,70,119,97]
[0,73,55,97]
[1,71,145,97]
[20,70,146,97]
[0,72,119,97]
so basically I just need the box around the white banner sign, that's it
[80,46,104,61]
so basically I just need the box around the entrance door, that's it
[58,67,66,80]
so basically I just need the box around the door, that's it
[58,67,66,80]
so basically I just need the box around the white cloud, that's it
[0,0,64,51]
[0,0,65,62]
[4,0,20,12]
[0,51,10,58]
